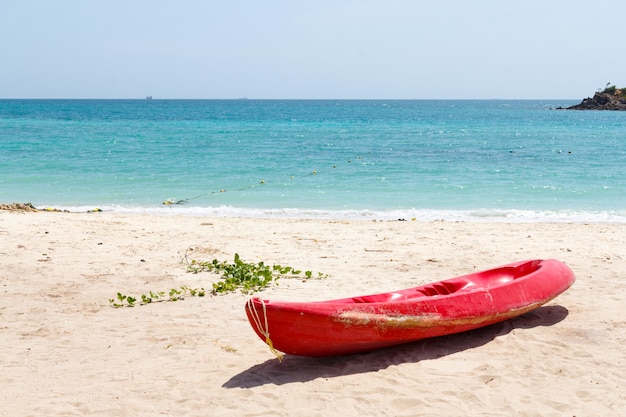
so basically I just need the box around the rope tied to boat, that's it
[246,298,284,362]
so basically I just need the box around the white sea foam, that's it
[50,204,626,223]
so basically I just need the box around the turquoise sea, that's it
[1,99,625,222]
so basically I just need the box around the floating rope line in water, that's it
[162,156,366,205]
[162,180,266,205]
[246,298,283,362]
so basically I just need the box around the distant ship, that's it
[146,96,153,100]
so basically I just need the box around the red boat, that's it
[245,259,575,358]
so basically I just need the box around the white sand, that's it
[1,211,624,416]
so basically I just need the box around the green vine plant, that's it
[109,252,327,308]
[109,286,206,308]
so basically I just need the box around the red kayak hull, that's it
[245,259,575,357]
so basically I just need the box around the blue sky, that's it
[2,0,625,99]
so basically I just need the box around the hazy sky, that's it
[2,0,625,99]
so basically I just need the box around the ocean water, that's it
[1,99,625,222]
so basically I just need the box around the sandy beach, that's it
[1,211,624,416]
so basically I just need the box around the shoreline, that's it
[1,211,624,416]
[3,202,626,223]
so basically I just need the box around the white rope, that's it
[246,298,283,361]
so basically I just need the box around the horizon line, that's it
[0,97,580,101]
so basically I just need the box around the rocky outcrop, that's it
[0,202,39,211]
[566,91,626,110]
[0,203,73,212]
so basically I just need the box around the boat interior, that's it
[350,259,543,303]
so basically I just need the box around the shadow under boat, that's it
[222,304,569,389]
